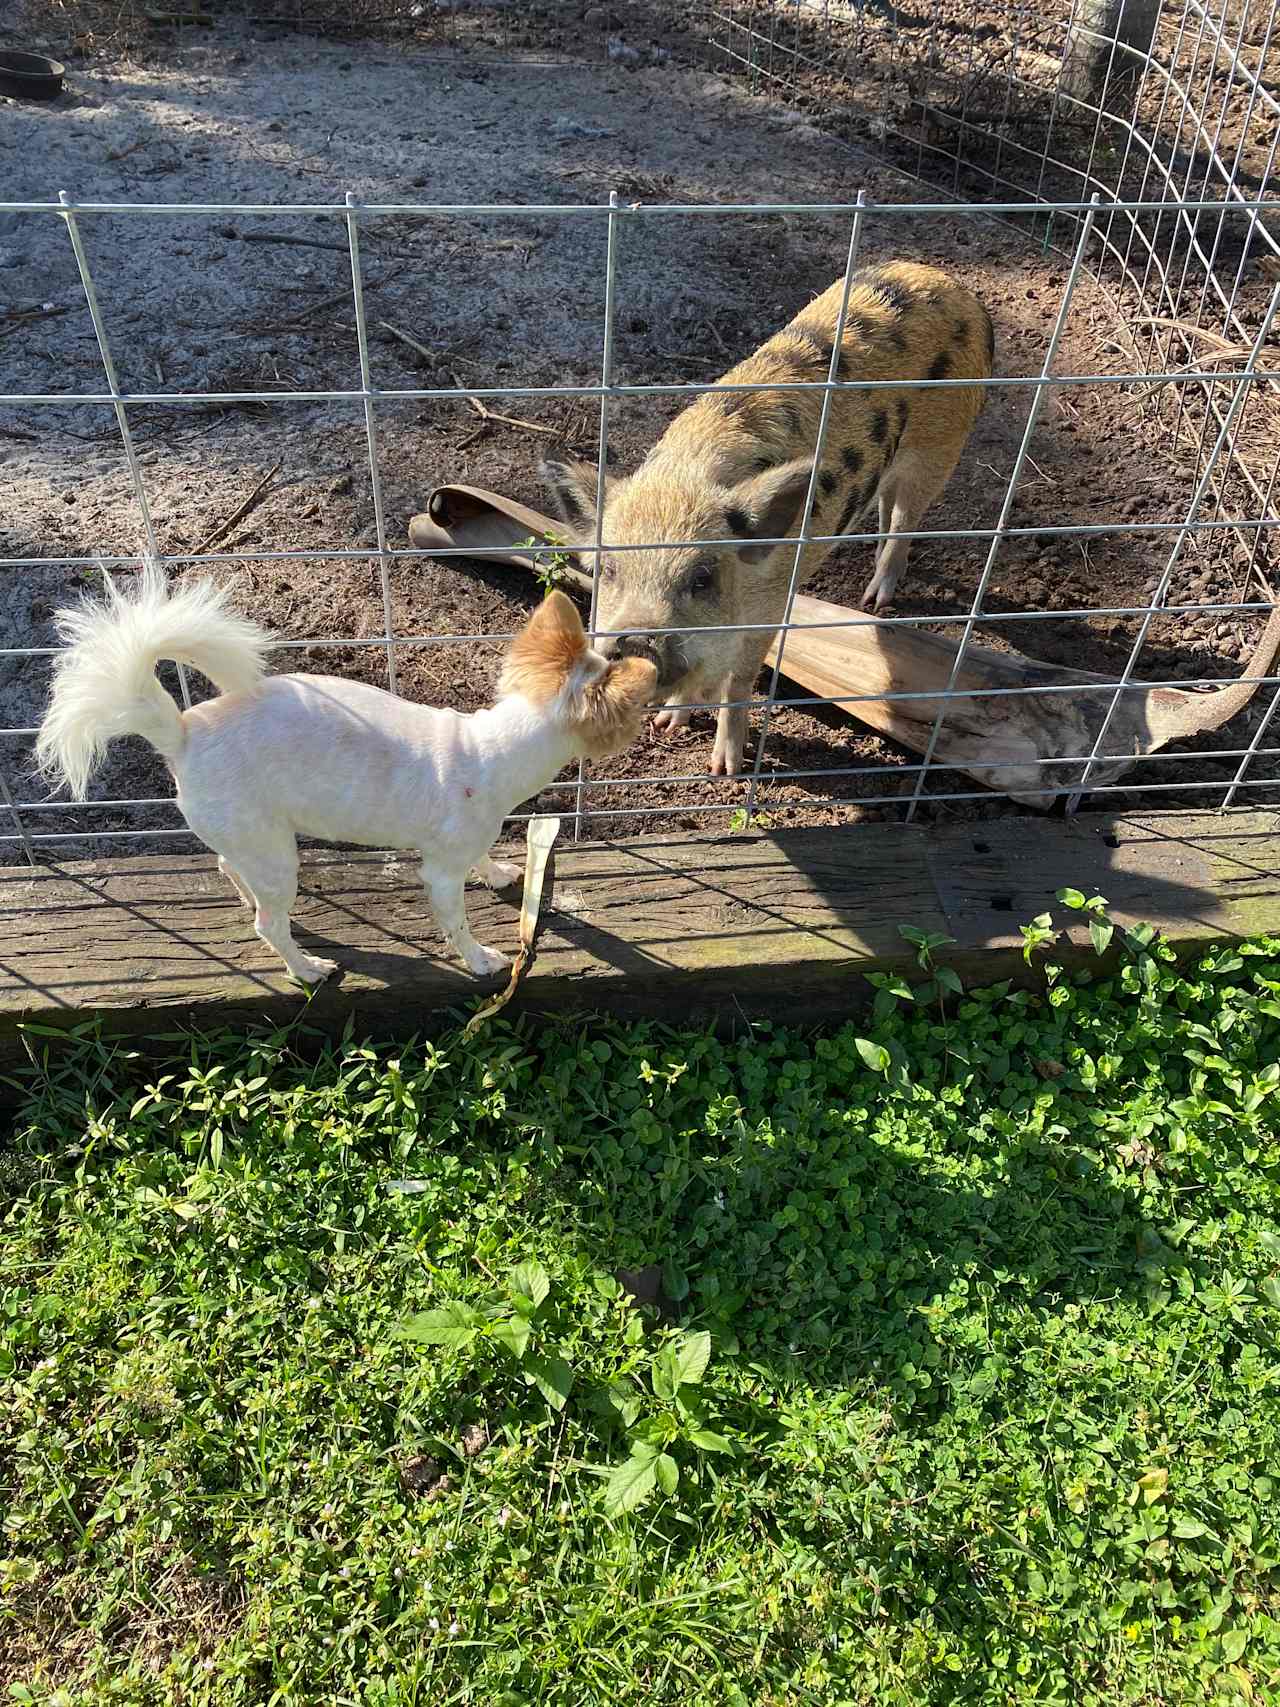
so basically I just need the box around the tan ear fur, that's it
[732,456,815,564]
[499,590,587,703]
[540,458,613,537]
[574,655,658,759]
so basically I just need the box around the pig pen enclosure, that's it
[0,0,1279,1036]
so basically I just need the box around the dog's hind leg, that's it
[422,860,510,977]
[218,855,255,910]
[214,834,337,985]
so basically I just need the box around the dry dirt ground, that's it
[2,9,1277,859]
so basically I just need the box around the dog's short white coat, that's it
[35,564,654,985]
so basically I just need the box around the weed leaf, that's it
[673,1330,711,1388]
[604,1447,659,1516]
[397,1303,482,1348]
[510,1261,550,1309]
[525,1353,574,1411]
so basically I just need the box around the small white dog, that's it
[36,565,656,985]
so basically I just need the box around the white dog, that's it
[36,566,655,985]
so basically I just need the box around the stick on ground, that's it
[189,459,284,558]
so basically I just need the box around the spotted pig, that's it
[541,260,994,775]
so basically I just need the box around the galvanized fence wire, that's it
[903,193,1102,824]
[743,192,869,824]
[703,1,1280,347]
[2,7,1279,852]
[574,190,623,841]
[1,202,1277,845]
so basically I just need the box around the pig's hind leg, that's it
[861,448,958,612]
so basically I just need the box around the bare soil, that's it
[1,4,1277,861]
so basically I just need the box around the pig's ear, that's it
[540,458,614,537]
[728,458,815,565]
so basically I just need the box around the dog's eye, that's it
[598,557,617,582]
[688,559,717,597]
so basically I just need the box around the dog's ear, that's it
[540,459,614,536]
[499,589,587,702]
[530,588,586,649]
[577,655,657,758]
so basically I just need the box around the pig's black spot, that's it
[929,351,952,381]
[953,318,969,345]
[984,311,996,367]
[888,328,908,354]
[835,475,877,536]
[791,332,830,370]
[725,506,751,536]
[842,445,864,474]
[779,400,804,437]
[896,399,909,435]
[752,455,777,475]
[869,409,888,444]
[868,273,912,316]
[819,469,837,496]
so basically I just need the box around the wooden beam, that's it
[0,811,1276,1085]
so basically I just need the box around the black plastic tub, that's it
[0,50,66,101]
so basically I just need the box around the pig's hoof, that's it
[653,705,692,733]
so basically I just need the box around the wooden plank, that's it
[0,811,1276,1084]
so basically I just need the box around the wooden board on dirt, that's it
[0,811,1276,1090]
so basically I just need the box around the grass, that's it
[2,902,1280,1705]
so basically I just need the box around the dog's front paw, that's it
[484,859,522,889]
[465,944,511,978]
[294,954,339,986]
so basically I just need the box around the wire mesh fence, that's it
[1,0,1277,861]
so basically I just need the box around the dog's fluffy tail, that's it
[35,559,271,800]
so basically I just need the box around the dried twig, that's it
[0,305,71,341]
[260,273,393,336]
[190,459,283,557]
[380,323,490,378]
[453,380,567,442]
[380,324,587,447]
[235,232,350,254]
[1023,454,1058,488]
[378,320,440,366]
[380,322,568,440]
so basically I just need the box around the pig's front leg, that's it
[711,670,755,777]
[711,638,773,777]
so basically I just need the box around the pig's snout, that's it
[600,629,681,687]
[602,630,660,666]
